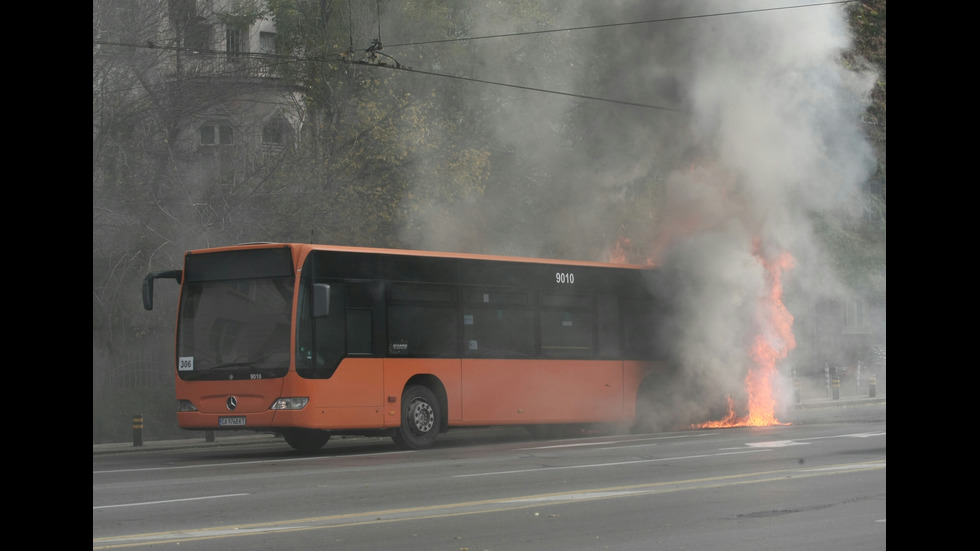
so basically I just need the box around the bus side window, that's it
[462,288,533,358]
[387,283,457,357]
[539,293,592,359]
[347,281,383,355]
[346,309,372,354]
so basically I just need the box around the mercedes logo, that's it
[226,396,238,411]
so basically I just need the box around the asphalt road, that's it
[94,397,885,550]
[93,389,885,455]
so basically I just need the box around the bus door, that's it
[291,279,386,428]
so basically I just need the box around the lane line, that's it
[94,494,249,510]
[453,449,769,477]
[93,460,885,549]
[523,433,713,450]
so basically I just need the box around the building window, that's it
[262,119,285,144]
[200,124,233,146]
[167,0,211,50]
[259,31,276,54]
[226,26,245,58]
[185,16,212,51]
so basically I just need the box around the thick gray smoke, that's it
[392,1,879,425]
[628,1,878,424]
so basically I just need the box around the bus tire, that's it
[282,429,331,453]
[392,385,441,450]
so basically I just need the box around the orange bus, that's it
[143,243,669,452]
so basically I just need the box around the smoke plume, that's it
[391,1,879,425]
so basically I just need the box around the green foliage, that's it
[261,0,492,246]
[819,0,885,302]
[810,210,885,302]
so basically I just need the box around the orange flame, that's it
[694,241,796,428]
[608,236,631,264]
[608,233,658,266]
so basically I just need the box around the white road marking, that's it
[746,440,809,448]
[94,493,249,510]
[454,449,768,477]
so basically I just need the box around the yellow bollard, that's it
[132,414,144,447]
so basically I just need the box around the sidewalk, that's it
[93,391,884,456]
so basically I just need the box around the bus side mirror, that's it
[142,270,183,310]
[313,283,330,317]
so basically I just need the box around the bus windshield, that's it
[175,248,295,381]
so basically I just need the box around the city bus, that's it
[142,243,669,452]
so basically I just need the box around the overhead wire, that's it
[343,1,856,112]
[381,0,853,49]
[94,1,853,112]
[383,65,684,113]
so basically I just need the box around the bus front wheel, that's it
[392,385,441,450]
[282,429,330,453]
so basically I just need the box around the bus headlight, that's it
[270,397,309,410]
[177,400,198,412]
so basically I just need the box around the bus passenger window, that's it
[347,309,372,354]
[539,310,592,359]
[388,305,456,356]
[346,282,380,355]
[539,293,593,359]
[462,287,533,358]
[387,283,457,357]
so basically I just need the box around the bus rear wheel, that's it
[282,429,331,453]
[392,385,441,450]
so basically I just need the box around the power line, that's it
[382,1,854,49]
[94,1,852,112]
[376,64,686,113]
[94,39,681,111]
[358,2,854,111]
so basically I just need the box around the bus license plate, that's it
[219,416,246,427]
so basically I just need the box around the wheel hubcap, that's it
[412,400,434,433]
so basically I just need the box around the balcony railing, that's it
[168,50,283,80]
